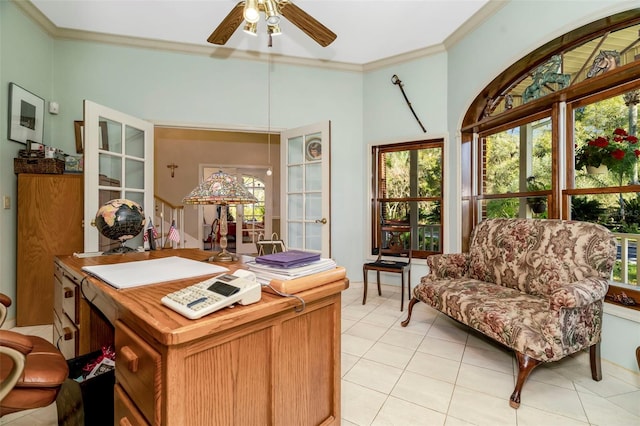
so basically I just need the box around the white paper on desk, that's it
[81,256,228,289]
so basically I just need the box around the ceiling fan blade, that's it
[277,0,336,47]
[207,2,245,45]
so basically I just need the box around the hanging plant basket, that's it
[586,164,608,175]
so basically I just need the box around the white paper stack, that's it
[246,258,337,285]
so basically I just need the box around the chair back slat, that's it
[379,225,412,260]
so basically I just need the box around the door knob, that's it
[315,218,327,224]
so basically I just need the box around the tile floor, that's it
[3,281,639,425]
[341,281,640,426]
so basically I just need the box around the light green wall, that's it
[0,0,55,320]
[364,52,449,143]
[360,0,640,371]
[446,0,638,250]
[444,0,640,371]
[2,0,638,371]
[48,39,364,275]
[0,0,365,324]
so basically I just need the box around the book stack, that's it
[247,250,345,293]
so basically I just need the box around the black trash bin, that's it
[56,350,115,426]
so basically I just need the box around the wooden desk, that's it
[55,249,348,426]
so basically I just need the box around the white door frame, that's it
[83,100,154,252]
[280,121,331,258]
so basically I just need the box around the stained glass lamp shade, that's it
[183,171,257,262]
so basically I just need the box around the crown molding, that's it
[363,44,447,72]
[13,0,363,72]
[363,0,504,71]
[12,0,57,34]
[14,0,498,73]
[444,0,509,50]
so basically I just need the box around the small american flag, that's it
[168,220,180,242]
[143,218,158,242]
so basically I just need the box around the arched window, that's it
[461,10,640,303]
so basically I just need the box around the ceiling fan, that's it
[207,0,337,47]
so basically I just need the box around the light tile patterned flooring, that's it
[341,281,640,426]
[3,282,639,425]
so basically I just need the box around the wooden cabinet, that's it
[55,249,347,426]
[17,174,83,326]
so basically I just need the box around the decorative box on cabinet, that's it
[17,174,83,326]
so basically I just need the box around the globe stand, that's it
[103,240,136,255]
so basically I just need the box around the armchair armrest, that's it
[0,330,34,355]
[0,327,29,402]
[0,345,26,401]
[549,278,609,310]
[0,293,11,308]
[426,253,470,279]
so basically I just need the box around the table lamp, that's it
[183,171,257,262]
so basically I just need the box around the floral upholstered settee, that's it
[401,218,616,408]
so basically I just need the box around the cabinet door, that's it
[17,174,83,325]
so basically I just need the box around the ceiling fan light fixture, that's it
[264,0,280,25]
[243,21,258,36]
[243,0,260,23]
[207,0,337,48]
[267,24,281,36]
[266,15,281,25]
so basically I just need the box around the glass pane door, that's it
[281,122,331,257]
[83,101,154,252]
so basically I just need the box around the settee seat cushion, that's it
[414,276,603,362]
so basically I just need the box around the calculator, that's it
[161,270,261,319]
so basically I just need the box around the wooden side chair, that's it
[363,225,412,311]
[203,218,219,251]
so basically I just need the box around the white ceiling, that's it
[29,0,493,66]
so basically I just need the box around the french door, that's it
[281,121,331,258]
[83,100,154,252]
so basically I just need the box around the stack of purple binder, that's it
[255,250,321,268]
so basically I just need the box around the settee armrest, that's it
[549,278,609,310]
[426,253,470,279]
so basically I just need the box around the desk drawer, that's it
[115,321,161,425]
[115,384,151,426]
[53,272,64,320]
[55,264,80,324]
[54,310,78,360]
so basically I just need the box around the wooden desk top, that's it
[56,249,349,347]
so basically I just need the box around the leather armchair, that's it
[0,293,68,416]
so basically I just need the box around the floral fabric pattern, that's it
[414,219,616,362]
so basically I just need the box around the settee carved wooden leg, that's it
[362,267,368,305]
[510,352,541,409]
[400,298,420,327]
[590,342,602,381]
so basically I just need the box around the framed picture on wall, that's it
[74,120,109,153]
[305,137,322,161]
[8,83,44,145]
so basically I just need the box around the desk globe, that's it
[94,199,145,254]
